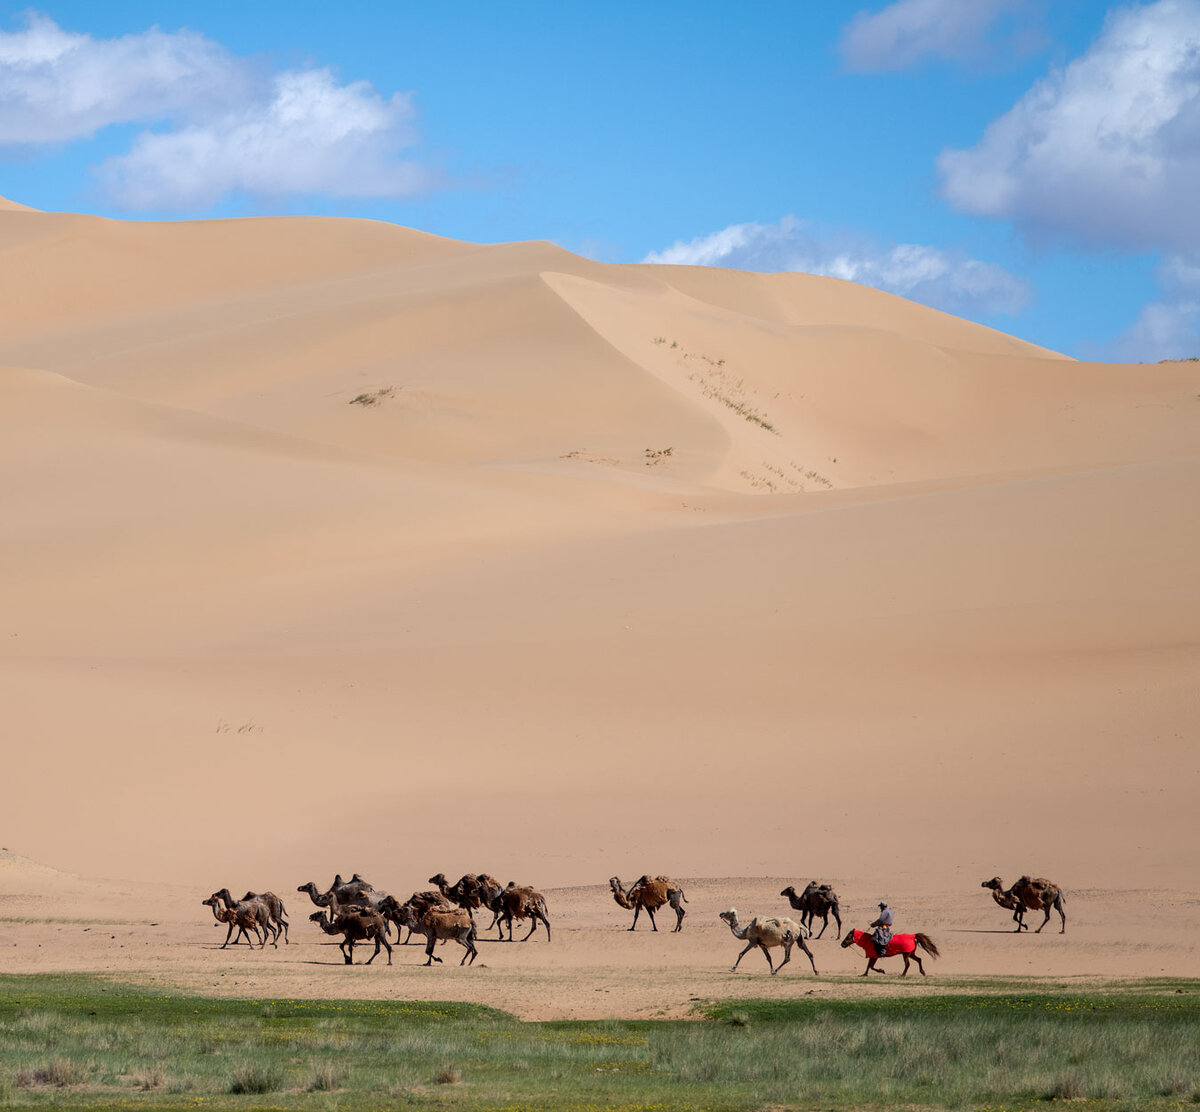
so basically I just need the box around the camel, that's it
[377,892,452,945]
[981,876,1066,933]
[1011,876,1067,934]
[201,894,271,949]
[496,882,551,942]
[410,905,478,966]
[780,881,842,939]
[308,908,392,965]
[841,929,940,976]
[297,880,395,938]
[981,877,1027,930]
[718,909,817,974]
[609,875,687,932]
[428,873,500,920]
[212,888,288,945]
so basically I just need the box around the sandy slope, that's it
[1,197,1198,1007]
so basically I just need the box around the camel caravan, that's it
[200,869,1066,974]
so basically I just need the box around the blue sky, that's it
[2,0,1199,360]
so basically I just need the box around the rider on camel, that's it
[869,901,893,957]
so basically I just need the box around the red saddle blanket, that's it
[850,929,917,957]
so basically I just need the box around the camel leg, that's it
[628,904,641,931]
[460,931,477,965]
[1056,898,1066,934]
[341,939,353,965]
[832,908,842,939]
[798,937,818,975]
[424,935,442,965]
[521,919,538,942]
[278,918,289,945]
[774,941,792,975]
[220,921,236,948]
[760,943,776,973]
[540,912,552,942]
[731,940,756,971]
[814,914,828,940]
[1035,905,1052,933]
[646,906,658,932]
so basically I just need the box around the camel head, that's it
[608,876,623,892]
[201,895,219,907]
[718,908,739,928]
[981,878,1003,891]
[780,886,796,898]
[429,873,448,888]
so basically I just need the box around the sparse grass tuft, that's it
[305,1062,342,1091]
[228,1062,283,1094]
[434,1065,462,1085]
[16,1057,91,1087]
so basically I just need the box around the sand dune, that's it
[1,198,1198,1000]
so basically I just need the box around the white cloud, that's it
[0,12,254,143]
[0,12,435,209]
[98,69,432,209]
[643,216,1030,317]
[938,0,1200,253]
[1105,254,1200,360]
[840,0,1032,72]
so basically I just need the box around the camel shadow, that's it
[949,928,1026,934]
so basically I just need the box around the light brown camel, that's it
[201,894,271,949]
[981,876,1066,933]
[213,888,289,945]
[496,882,551,942]
[308,908,392,965]
[609,875,687,932]
[412,905,478,966]
[718,908,817,974]
[780,881,842,939]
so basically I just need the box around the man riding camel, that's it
[869,901,893,957]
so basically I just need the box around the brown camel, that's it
[411,905,478,966]
[213,888,289,945]
[496,882,551,942]
[201,894,271,949]
[981,877,1026,930]
[718,909,817,975]
[298,880,394,938]
[428,873,498,918]
[377,892,451,944]
[981,876,1067,933]
[308,908,392,965]
[780,881,842,939]
[609,875,687,932]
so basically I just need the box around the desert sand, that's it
[1,196,1197,1015]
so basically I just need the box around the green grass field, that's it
[0,974,1197,1110]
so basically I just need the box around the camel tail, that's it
[914,933,940,959]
